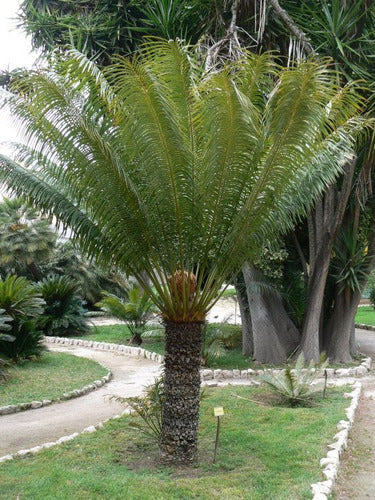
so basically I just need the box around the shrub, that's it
[0,276,45,363]
[36,275,89,337]
[0,308,13,380]
[124,377,165,442]
[261,353,328,407]
[369,287,375,310]
[96,284,154,345]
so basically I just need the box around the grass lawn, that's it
[0,352,107,406]
[355,306,375,326]
[0,385,348,499]
[77,323,254,370]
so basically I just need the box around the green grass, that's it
[77,324,254,369]
[0,385,348,499]
[355,306,375,326]
[0,352,107,406]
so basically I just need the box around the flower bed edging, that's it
[310,381,362,500]
[355,323,375,332]
[0,352,112,417]
[45,336,371,381]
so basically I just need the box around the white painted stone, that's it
[336,420,349,430]
[16,449,32,457]
[0,455,13,463]
[31,401,43,409]
[312,493,328,500]
[82,425,96,433]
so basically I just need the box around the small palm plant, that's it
[36,275,89,337]
[261,353,328,406]
[96,284,155,345]
[0,276,45,363]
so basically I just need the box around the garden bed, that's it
[0,385,349,499]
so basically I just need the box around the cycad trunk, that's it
[160,320,204,463]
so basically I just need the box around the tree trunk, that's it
[300,243,331,361]
[160,320,204,464]
[301,161,355,361]
[243,264,300,364]
[234,271,253,356]
[27,261,42,282]
[324,288,361,363]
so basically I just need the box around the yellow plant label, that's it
[214,407,224,417]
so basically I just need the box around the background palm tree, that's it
[0,42,367,462]
[0,198,57,281]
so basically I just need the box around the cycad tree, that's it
[0,42,367,462]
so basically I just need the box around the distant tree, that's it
[0,198,57,281]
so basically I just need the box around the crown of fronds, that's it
[0,41,371,320]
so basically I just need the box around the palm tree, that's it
[0,198,57,281]
[0,42,367,462]
[96,284,154,345]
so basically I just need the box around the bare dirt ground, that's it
[333,328,375,499]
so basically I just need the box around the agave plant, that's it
[0,42,368,462]
[261,353,329,406]
[96,284,154,345]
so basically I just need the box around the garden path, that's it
[334,327,375,499]
[0,346,161,456]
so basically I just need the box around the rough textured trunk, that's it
[243,264,300,364]
[160,320,203,464]
[324,288,361,363]
[234,271,253,356]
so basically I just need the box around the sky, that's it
[0,1,37,148]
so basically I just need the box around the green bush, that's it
[36,275,89,337]
[0,276,45,363]
[0,308,13,380]
[96,284,154,345]
[369,287,375,310]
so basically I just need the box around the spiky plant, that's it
[36,275,89,337]
[262,353,329,406]
[0,42,369,462]
[96,284,154,345]
[0,308,13,381]
[0,276,45,363]
[0,197,57,281]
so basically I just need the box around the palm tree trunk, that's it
[160,320,204,464]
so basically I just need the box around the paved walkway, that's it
[0,345,161,456]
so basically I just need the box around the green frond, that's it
[0,42,370,321]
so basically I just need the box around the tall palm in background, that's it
[0,42,367,462]
[0,198,57,281]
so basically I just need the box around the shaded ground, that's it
[333,328,375,499]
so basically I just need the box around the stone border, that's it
[355,323,375,332]
[46,336,165,364]
[0,355,112,417]
[200,356,371,381]
[45,336,372,381]
[310,381,362,500]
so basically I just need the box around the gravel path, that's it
[0,345,161,456]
